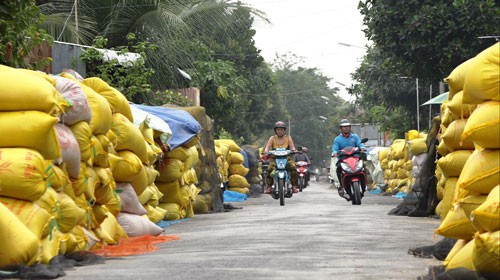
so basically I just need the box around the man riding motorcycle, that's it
[263,121,299,194]
[331,119,366,189]
[293,146,311,186]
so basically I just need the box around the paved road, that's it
[61,180,442,280]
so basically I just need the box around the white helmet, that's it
[339,119,351,127]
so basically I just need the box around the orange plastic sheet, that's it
[92,235,180,257]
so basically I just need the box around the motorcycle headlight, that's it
[355,160,363,172]
[340,162,352,173]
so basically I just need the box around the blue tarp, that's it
[156,218,190,228]
[240,149,249,168]
[131,104,201,150]
[223,190,248,202]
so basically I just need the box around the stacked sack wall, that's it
[0,66,168,266]
[436,42,499,274]
[174,106,223,214]
[216,139,250,196]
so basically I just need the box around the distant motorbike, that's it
[335,143,368,205]
[267,148,294,206]
[296,161,310,192]
[259,158,270,193]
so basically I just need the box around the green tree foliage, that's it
[358,0,499,82]
[80,34,157,104]
[0,1,53,68]
[352,0,499,135]
[271,54,347,167]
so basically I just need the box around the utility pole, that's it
[75,0,79,44]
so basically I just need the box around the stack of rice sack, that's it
[77,76,164,239]
[0,67,68,266]
[0,67,100,266]
[407,130,428,193]
[381,138,411,193]
[215,140,231,184]
[156,139,201,220]
[241,145,262,191]
[216,139,250,195]
[435,42,499,275]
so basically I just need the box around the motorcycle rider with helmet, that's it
[293,146,311,186]
[331,119,366,189]
[263,121,299,194]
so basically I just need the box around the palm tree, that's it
[37,0,267,89]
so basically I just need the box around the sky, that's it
[242,0,369,100]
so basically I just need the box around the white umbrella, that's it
[129,104,172,134]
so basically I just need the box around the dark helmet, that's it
[274,121,286,131]
[297,146,303,151]
[339,119,351,127]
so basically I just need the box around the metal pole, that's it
[75,0,79,44]
[429,84,432,130]
[288,117,291,136]
[416,78,420,131]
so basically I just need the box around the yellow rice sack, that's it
[443,239,467,267]
[440,177,459,220]
[462,101,500,149]
[472,231,500,273]
[0,70,60,113]
[57,192,86,233]
[156,158,184,183]
[229,163,249,177]
[437,150,473,178]
[230,152,244,164]
[129,164,148,196]
[457,149,500,194]
[471,185,499,232]
[108,151,143,182]
[444,58,474,99]
[463,42,500,104]
[407,138,427,156]
[441,119,475,151]
[165,146,189,162]
[216,139,241,152]
[445,239,475,271]
[157,180,186,207]
[158,202,183,221]
[0,111,61,159]
[0,196,51,239]
[69,121,93,164]
[436,140,450,157]
[77,81,113,135]
[435,204,476,240]
[228,174,250,188]
[446,91,477,120]
[0,148,50,201]
[111,113,148,164]
[82,77,133,122]
[0,202,40,266]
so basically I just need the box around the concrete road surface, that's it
[61,180,443,280]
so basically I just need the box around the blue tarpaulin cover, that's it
[223,190,248,202]
[240,149,249,168]
[132,104,201,150]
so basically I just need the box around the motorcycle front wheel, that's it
[298,177,305,192]
[278,178,285,206]
[352,181,362,205]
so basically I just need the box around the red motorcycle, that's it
[336,145,367,205]
[296,161,310,192]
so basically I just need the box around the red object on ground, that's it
[92,235,180,257]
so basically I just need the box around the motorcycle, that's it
[296,161,310,192]
[267,148,294,206]
[259,158,270,193]
[335,143,368,205]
